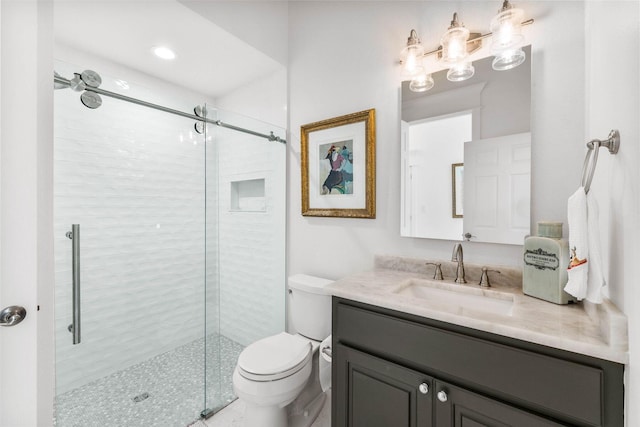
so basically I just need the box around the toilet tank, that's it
[288,274,333,341]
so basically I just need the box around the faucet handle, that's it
[425,262,444,280]
[479,267,501,288]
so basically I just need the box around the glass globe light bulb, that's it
[490,3,524,52]
[410,73,435,92]
[447,62,475,82]
[492,48,526,71]
[401,30,425,79]
[441,13,470,64]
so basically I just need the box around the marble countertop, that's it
[326,255,629,364]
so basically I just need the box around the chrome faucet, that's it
[451,243,467,284]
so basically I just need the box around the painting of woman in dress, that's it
[319,139,353,195]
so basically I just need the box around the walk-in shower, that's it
[53,63,286,427]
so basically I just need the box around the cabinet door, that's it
[434,381,564,427]
[334,343,433,427]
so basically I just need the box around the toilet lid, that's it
[238,332,311,381]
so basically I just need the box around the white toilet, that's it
[232,274,332,427]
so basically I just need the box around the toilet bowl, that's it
[233,332,316,426]
[232,274,333,427]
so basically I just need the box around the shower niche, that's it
[230,177,266,212]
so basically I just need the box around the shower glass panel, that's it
[53,62,285,426]
[204,110,286,413]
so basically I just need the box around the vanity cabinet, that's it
[336,343,562,427]
[332,297,624,427]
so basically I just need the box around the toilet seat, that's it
[237,332,312,382]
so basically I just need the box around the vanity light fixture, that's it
[399,1,533,92]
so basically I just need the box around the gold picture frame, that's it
[301,109,376,218]
[452,163,464,218]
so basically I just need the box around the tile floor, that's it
[54,334,244,427]
[55,332,331,427]
[193,390,331,427]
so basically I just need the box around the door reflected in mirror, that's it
[400,46,531,245]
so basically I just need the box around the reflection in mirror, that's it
[401,46,531,245]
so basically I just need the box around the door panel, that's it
[0,1,55,425]
[464,132,531,245]
[334,343,433,427]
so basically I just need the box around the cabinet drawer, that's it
[335,301,605,426]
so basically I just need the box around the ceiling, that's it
[53,0,283,99]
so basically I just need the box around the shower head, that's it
[80,70,102,88]
[194,122,205,135]
[80,91,102,109]
[55,70,104,109]
[193,105,208,134]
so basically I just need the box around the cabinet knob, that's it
[437,390,448,402]
[418,382,429,394]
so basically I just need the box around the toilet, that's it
[232,274,332,427]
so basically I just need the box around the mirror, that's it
[401,45,531,245]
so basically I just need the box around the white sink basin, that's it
[391,279,515,317]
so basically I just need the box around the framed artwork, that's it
[452,163,464,218]
[300,109,376,218]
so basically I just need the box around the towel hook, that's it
[580,129,620,194]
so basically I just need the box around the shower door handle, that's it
[66,224,81,344]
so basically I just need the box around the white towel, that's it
[565,187,589,300]
[564,186,606,303]
[586,194,606,303]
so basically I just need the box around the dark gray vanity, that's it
[328,257,628,427]
[332,298,624,426]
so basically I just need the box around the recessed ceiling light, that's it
[152,46,176,60]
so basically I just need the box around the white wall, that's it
[288,1,586,278]
[584,2,640,425]
[180,0,288,67]
[216,68,288,130]
[287,1,638,424]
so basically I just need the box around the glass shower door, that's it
[203,109,286,413]
[53,64,210,427]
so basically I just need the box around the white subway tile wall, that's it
[54,86,209,394]
[53,63,285,414]
[218,123,286,346]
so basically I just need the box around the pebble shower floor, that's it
[54,335,244,427]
